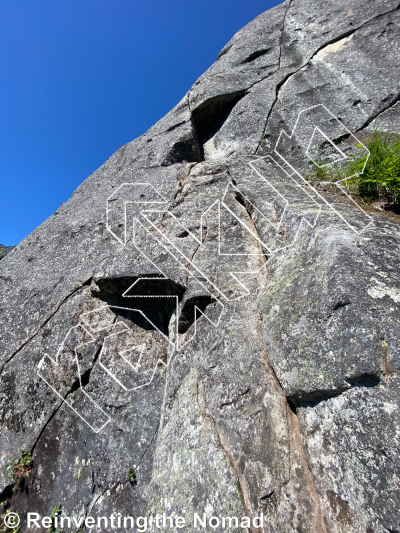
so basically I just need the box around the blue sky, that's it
[0,0,280,245]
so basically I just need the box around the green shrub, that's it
[307,130,400,206]
[348,130,400,204]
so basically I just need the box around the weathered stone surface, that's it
[1,0,400,531]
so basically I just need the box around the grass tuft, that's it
[307,129,400,208]
[348,130,400,204]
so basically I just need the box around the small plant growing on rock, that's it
[47,503,61,533]
[0,509,20,533]
[126,467,136,484]
[0,499,20,533]
[5,448,33,485]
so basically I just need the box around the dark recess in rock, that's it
[178,295,216,334]
[332,300,351,311]
[161,121,202,166]
[92,275,185,334]
[192,90,246,159]
[240,48,272,64]
[288,373,381,408]
[69,343,103,392]
[345,373,381,388]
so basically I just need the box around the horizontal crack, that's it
[240,48,273,65]
[289,372,381,408]
[219,387,250,408]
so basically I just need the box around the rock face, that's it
[1,1,400,532]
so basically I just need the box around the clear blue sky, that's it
[0,0,280,246]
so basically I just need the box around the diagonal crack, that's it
[254,0,293,155]
[231,179,272,265]
[278,0,294,72]
[0,279,92,376]
[254,3,400,155]
[30,320,116,455]
[357,91,400,132]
